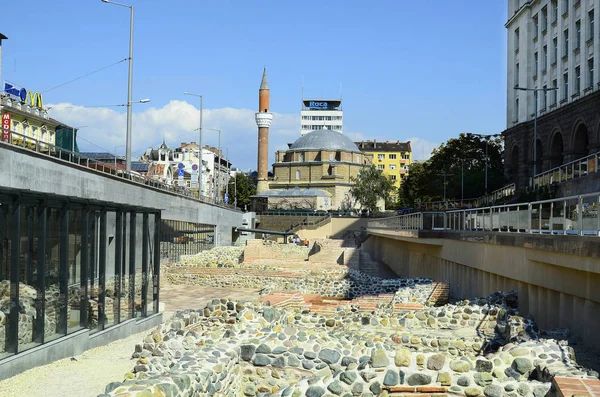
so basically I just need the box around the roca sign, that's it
[4,82,44,109]
[309,101,328,108]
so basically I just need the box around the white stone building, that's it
[507,0,600,126]
[300,99,343,135]
[142,141,231,200]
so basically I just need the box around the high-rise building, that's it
[503,0,600,191]
[300,100,343,135]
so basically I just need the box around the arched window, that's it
[298,153,304,162]
[329,153,334,160]
[295,170,301,180]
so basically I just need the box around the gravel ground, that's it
[0,330,145,397]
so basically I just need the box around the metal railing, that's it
[368,191,600,236]
[0,129,240,211]
[420,183,516,211]
[532,151,599,189]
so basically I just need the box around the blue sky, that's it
[1,0,508,169]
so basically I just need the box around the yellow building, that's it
[1,82,59,152]
[354,140,412,202]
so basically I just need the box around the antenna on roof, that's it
[302,75,304,101]
[340,82,342,101]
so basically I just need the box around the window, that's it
[41,126,47,142]
[295,170,301,180]
[542,85,548,108]
[390,175,397,181]
[514,28,520,52]
[576,20,581,48]
[377,154,385,160]
[588,58,594,88]
[543,45,548,69]
[563,72,569,100]
[31,125,38,140]
[390,164,397,170]
[402,153,410,160]
[542,6,548,31]
[589,10,595,40]
[515,63,519,86]
[563,0,569,15]
[553,37,558,62]
[378,164,385,170]
[298,153,304,162]
[575,66,581,92]
[552,79,558,103]
[552,0,558,22]
[564,29,569,56]
[534,52,539,75]
[533,15,539,39]
[329,153,334,160]
[389,154,397,159]
[515,98,519,120]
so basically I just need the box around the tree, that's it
[400,133,505,206]
[226,173,256,210]
[350,165,394,213]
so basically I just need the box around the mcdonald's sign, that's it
[4,82,44,109]
[2,113,11,143]
[25,91,43,109]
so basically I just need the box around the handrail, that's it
[367,191,600,237]
[532,151,599,189]
[0,128,241,211]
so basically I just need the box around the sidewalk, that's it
[0,284,260,397]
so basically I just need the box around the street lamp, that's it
[514,86,559,187]
[458,157,476,202]
[438,173,454,202]
[184,92,203,197]
[204,128,222,203]
[101,0,136,175]
[466,133,502,196]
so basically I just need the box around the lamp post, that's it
[225,147,230,198]
[438,173,454,202]
[101,0,136,175]
[184,92,203,197]
[466,133,502,196]
[514,86,559,187]
[458,157,476,202]
[204,128,222,202]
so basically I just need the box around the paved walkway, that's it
[0,284,260,397]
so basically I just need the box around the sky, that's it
[1,0,508,170]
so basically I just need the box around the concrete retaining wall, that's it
[0,143,243,245]
[363,230,600,347]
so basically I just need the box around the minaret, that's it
[255,68,273,193]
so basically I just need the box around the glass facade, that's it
[0,187,161,358]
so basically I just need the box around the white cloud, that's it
[47,101,438,169]
[48,101,300,170]
[407,137,439,161]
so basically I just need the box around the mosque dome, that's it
[289,129,361,153]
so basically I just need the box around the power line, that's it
[42,58,128,94]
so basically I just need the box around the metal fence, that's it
[1,129,240,211]
[532,151,599,190]
[368,191,600,236]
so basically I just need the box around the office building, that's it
[300,99,343,136]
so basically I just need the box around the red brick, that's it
[385,386,416,392]
[417,387,447,393]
